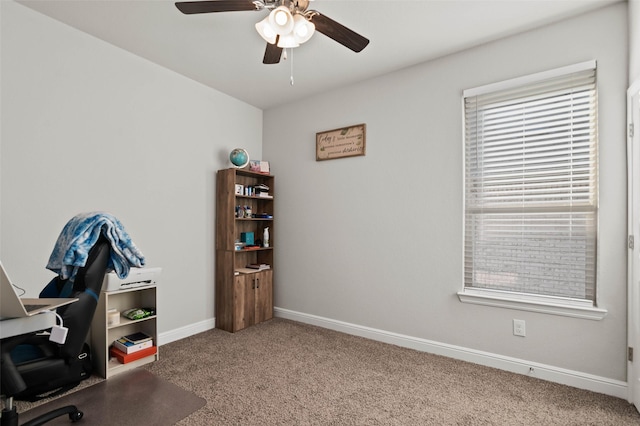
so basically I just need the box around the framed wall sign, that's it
[316,123,366,161]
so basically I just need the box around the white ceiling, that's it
[16,0,620,110]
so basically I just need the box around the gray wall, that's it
[631,0,640,84]
[264,3,629,382]
[0,1,263,336]
[0,0,632,394]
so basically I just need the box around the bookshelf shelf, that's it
[90,285,158,378]
[236,195,274,200]
[216,168,274,333]
[106,315,157,330]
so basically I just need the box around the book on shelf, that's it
[113,337,153,354]
[123,331,152,344]
[257,192,273,198]
[234,265,271,275]
[110,345,157,364]
[246,263,270,271]
[254,213,273,219]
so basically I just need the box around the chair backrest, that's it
[54,237,110,358]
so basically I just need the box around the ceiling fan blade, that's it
[175,1,259,14]
[310,13,369,53]
[263,39,283,64]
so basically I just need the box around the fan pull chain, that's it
[290,48,294,86]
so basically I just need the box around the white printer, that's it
[103,267,162,292]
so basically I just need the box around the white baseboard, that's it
[274,307,628,400]
[158,317,215,346]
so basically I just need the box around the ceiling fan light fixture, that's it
[255,16,277,44]
[277,33,300,48]
[269,6,294,35]
[176,0,370,65]
[292,14,315,44]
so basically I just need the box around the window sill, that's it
[457,288,607,320]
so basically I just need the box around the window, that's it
[459,61,605,319]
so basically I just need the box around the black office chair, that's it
[1,237,110,426]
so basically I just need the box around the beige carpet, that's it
[15,318,640,425]
[142,318,640,425]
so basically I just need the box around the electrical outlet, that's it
[513,319,526,337]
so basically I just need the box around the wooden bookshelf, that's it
[215,168,274,332]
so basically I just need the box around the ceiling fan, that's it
[175,0,370,64]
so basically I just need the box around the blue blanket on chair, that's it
[46,212,145,281]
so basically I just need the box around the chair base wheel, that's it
[69,410,83,422]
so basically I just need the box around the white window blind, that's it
[463,62,598,302]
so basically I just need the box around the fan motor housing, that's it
[291,0,310,12]
[263,0,310,13]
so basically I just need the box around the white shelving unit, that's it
[90,285,158,379]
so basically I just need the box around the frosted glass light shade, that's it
[293,14,315,44]
[269,6,294,35]
[277,33,299,48]
[255,16,277,44]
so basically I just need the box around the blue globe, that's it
[229,148,249,168]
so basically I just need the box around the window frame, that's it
[457,61,606,320]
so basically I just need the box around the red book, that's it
[110,345,157,364]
